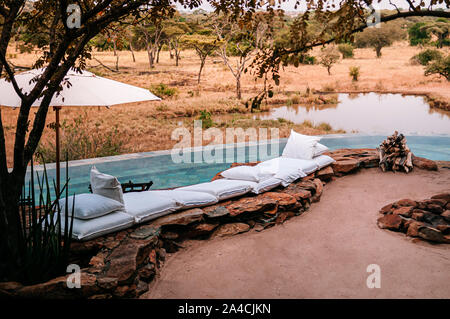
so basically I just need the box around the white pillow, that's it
[274,166,307,187]
[56,210,135,241]
[313,155,336,169]
[152,190,218,208]
[314,143,329,157]
[90,166,124,204]
[59,193,125,220]
[177,179,257,201]
[221,165,274,182]
[123,191,179,223]
[291,159,319,175]
[282,130,321,160]
[252,177,281,194]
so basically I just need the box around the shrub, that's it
[3,159,74,284]
[424,55,450,81]
[408,22,430,46]
[198,110,214,128]
[349,66,360,81]
[36,114,127,163]
[317,122,332,131]
[338,43,354,58]
[149,83,178,98]
[319,46,340,75]
[412,49,443,66]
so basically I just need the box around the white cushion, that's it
[313,155,336,169]
[59,193,124,220]
[314,143,329,157]
[152,190,218,208]
[177,179,257,201]
[123,191,179,223]
[221,165,274,182]
[90,166,124,204]
[282,130,321,160]
[252,177,282,194]
[274,166,307,187]
[257,157,310,187]
[56,210,135,241]
[291,159,319,175]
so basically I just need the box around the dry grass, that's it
[2,41,450,167]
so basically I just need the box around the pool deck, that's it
[144,166,450,299]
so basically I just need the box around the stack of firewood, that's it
[377,131,413,173]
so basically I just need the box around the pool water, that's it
[256,93,450,135]
[25,134,450,199]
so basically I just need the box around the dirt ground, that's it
[143,167,450,299]
[2,42,450,167]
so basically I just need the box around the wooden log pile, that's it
[377,131,413,173]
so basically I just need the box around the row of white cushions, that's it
[177,179,257,201]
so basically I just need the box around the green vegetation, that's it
[408,22,430,46]
[7,159,74,284]
[338,43,354,59]
[349,66,360,81]
[424,55,450,81]
[355,24,404,58]
[37,114,126,163]
[412,49,443,66]
[150,83,178,98]
[198,110,214,128]
[319,46,340,75]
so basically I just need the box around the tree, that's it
[408,22,431,46]
[355,25,402,58]
[420,19,450,48]
[164,19,191,66]
[425,54,450,80]
[319,45,340,75]
[181,34,221,84]
[213,14,268,99]
[134,15,168,69]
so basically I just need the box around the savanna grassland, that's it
[2,41,450,167]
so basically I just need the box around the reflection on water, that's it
[256,93,450,135]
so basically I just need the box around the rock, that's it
[431,193,450,203]
[406,221,425,237]
[418,226,444,243]
[275,212,289,225]
[152,208,204,226]
[136,280,149,296]
[360,155,379,168]
[379,203,394,214]
[423,198,447,207]
[161,232,179,240]
[129,225,160,241]
[226,196,277,217]
[213,223,251,237]
[426,204,444,214]
[436,225,450,235]
[283,184,312,202]
[97,277,118,291]
[0,282,23,297]
[315,166,334,182]
[441,210,450,222]
[310,179,324,203]
[395,199,417,207]
[184,223,219,238]
[411,209,427,221]
[105,238,155,284]
[421,212,446,226]
[332,158,360,175]
[261,192,297,208]
[203,205,229,219]
[392,206,414,218]
[377,214,403,231]
[138,264,156,282]
[412,155,438,171]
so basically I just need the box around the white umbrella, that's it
[0,68,161,194]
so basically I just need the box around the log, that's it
[377,131,413,173]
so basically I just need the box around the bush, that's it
[412,49,443,66]
[349,66,360,81]
[149,83,178,98]
[338,43,354,58]
[425,55,450,81]
[408,22,430,46]
[198,110,214,128]
[36,114,127,163]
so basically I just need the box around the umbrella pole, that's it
[54,106,61,196]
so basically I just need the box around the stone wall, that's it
[0,148,441,299]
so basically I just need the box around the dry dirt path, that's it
[143,167,450,299]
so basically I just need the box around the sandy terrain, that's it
[2,42,450,167]
[143,167,450,299]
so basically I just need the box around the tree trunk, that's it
[236,76,242,100]
[147,43,154,69]
[375,46,382,58]
[327,66,331,75]
[198,58,206,84]
[129,41,136,62]
[156,44,162,64]
[113,40,117,57]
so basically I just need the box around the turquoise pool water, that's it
[25,134,450,199]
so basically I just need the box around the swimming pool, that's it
[25,134,450,199]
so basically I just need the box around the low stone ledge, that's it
[377,193,450,244]
[0,148,441,299]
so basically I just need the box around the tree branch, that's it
[0,50,25,100]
